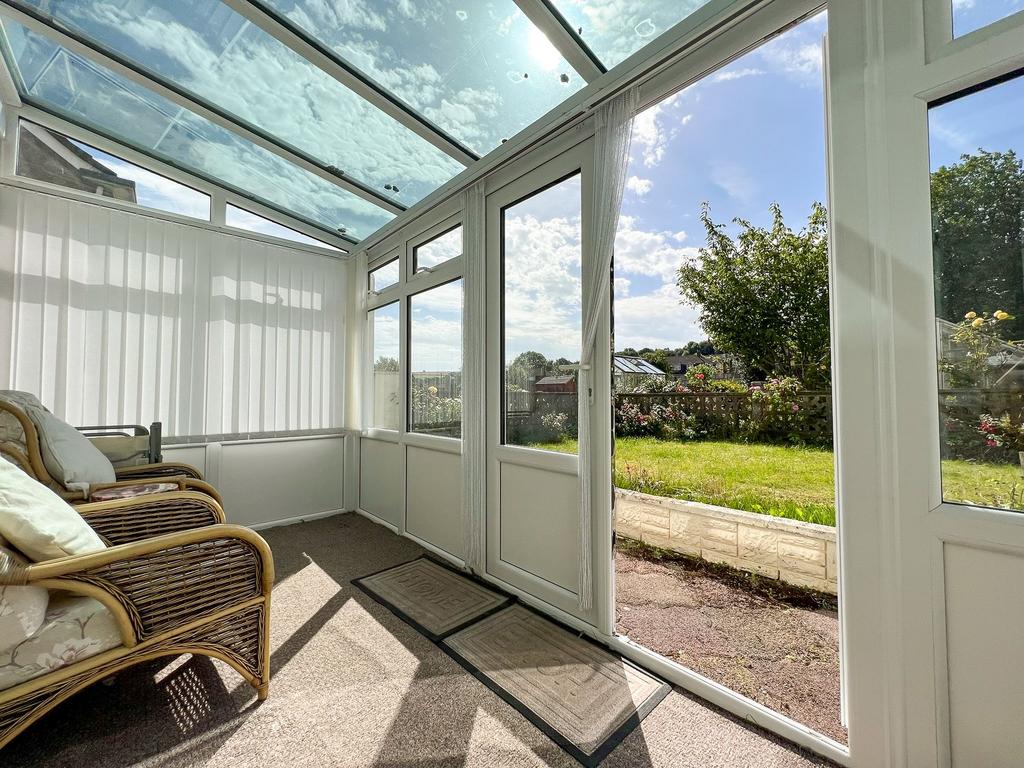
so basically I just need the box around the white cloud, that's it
[98,155,210,219]
[713,67,766,82]
[613,276,631,297]
[632,102,690,169]
[614,216,698,283]
[671,230,688,243]
[757,26,824,84]
[710,161,758,204]
[625,175,653,196]
[615,281,703,351]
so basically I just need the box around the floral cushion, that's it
[89,482,180,502]
[0,591,121,692]
[0,544,48,654]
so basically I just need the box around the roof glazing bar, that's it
[512,0,606,83]
[0,1,406,216]
[220,0,480,167]
[14,99,361,246]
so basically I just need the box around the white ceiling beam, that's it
[219,0,479,167]
[512,0,606,83]
[0,2,405,217]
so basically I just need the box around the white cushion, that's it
[0,543,48,654]
[0,391,115,492]
[0,458,105,561]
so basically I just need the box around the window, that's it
[953,0,1024,37]
[409,280,463,438]
[16,121,210,219]
[502,173,582,450]
[552,0,716,68]
[414,225,463,273]
[226,204,340,250]
[369,302,401,430]
[930,73,1024,512]
[369,257,401,293]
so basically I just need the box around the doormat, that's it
[443,604,670,767]
[353,556,510,640]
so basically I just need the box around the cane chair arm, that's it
[115,462,204,482]
[14,525,273,648]
[76,491,226,545]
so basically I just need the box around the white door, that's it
[484,138,609,622]
[828,1,1024,764]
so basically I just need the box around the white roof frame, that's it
[512,0,606,82]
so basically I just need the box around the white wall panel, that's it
[0,184,346,437]
[944,543,1024,767]
[359,438,402,527]
[499,462,578,592]
[163,436,344,528]
[406,445,462,558]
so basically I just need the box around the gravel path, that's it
[615,544,847,744]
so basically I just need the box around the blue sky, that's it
[613,11,828,352]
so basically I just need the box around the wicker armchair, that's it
[0,493,273,750]
[0,396,221,506]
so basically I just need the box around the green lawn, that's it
[532,437,1022,526]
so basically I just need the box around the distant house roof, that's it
[535,375,575,386]
[666,353,711,368]
[612,355,665,375]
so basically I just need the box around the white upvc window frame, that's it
[0,103,351,256]
[362,197,465,451]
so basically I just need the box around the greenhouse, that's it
[0,1,1022,767]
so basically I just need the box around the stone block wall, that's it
[616,489,838,594]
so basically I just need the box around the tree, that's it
[374,356,399,372]
[683,339,716,356]
[931,149,1024,340]
[677,202,831,388]
[639,348,670,372]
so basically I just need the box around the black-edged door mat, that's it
[443,604,670,767]
[353,556,511,641]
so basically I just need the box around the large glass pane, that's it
[414,225,462,272]
[17,120,210,218]
[930,73,1024,512]
[0,20,392,239]
[369,301,401,430]
[409,279,463,438]
[262,1,585,156]
[953,0,1024,37]
[225,204,339,250]
[502,173,581,451]
[552,0,715,68]
[8,0,464,205]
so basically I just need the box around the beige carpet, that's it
[356,557,509,638]
[3,514,837,768]
[444,604,668,763]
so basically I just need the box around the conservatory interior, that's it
[0,1,1022,767]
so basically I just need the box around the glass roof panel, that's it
[262,1,586,156]
[1,19,392,240]
[552,1,715,68]
[8,0,465,205]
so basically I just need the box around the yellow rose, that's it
[995,310,1009,321]
[971,318,984,328]
[965,311,977,320]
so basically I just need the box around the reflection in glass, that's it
[0,19,394,239]
[953,0,1024,37]
[7,0,464,205]
[930,74,1024,511]
[502,174,581,451]
[226,204,339,250]
[409,280,463,438]
[369,259,400,293]
[414,226,462,272]
[369,302,401,430]
[262,0,585,155]
[552,0,714,68]
[17,121,210,219]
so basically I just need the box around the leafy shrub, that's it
[685,363,717,391]
[745,377,812,444]
[707,379,748,393]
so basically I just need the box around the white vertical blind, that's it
[0,185,346,437]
